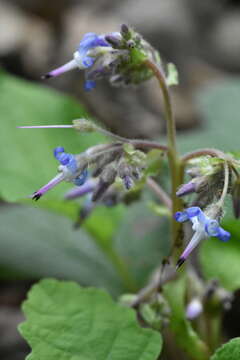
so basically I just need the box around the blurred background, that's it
[1,0,240,358]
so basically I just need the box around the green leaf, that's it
[210,338,240,360]
[0,70,104,204]
[20,278,162,360]
[178,77,240,152]
[0,205,123,295]
[199,218,240,291]
[114,199,170,288]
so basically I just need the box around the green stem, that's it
[145,59,211,360]
[204,311,221,353]
[145,59,183,260]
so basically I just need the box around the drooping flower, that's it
[174,206,230,268]
[42,25,160,90]
[32,147,88,200]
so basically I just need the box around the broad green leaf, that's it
[210,338,240,360]
[199,218,240,291]
[114,198,170,288]
[0,205,124,295]
[178,78,240,152]
[0,70,104,204]
[20,278,162,360]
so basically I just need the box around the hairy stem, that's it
[94,125,169,152]
[145,59,183,259]
[181,148,226,163]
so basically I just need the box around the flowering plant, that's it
[11,24,240,360]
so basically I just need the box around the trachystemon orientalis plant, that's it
[18,25,240,360]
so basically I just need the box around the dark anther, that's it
[176,257,185,269]
[32,192,42,201]
[41,74,53,80]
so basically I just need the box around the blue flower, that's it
[175,206,230,267]
[31,147,88,200]
[76,33,110,68]
[42,32,122,90]
[42,25,161,90]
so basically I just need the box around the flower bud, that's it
[120,24,130,37]
[176,181,196,197]
[72,119,96,132]
[92,150,120,177]
[105,35,121,48]
[176,176,209,197]
[92,165,117,201]
[186,298,203,320]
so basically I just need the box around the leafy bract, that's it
[20,278,162,360]
[210,338,240,360]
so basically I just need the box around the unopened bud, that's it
[105,35,121,48]
[121,24,130,37]
[72,119,96,132]
[118,162,135,190]
[92,166,117,201]
[101,165,117,184]
[177,176,209,197]
[123,175,134,190]
[186,298,203,320]
[92,150,119,177]
[176,181,196,197]
[118,162,132,178]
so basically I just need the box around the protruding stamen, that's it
[18,125,73,129]
[176,257,186,269]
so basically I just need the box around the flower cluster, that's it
[31,142,146,207]
[42,24,160,90]
[175,206,230,267]
[176,157,226,209]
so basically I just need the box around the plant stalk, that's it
[145,59,183,260]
